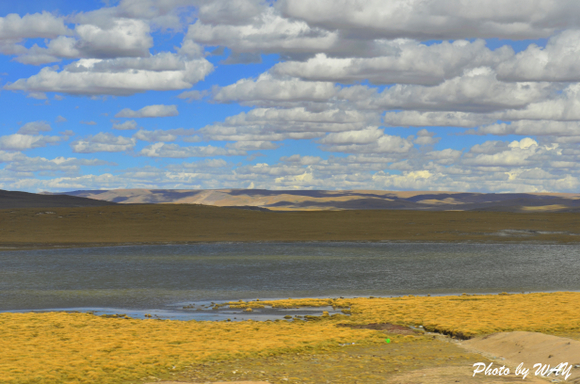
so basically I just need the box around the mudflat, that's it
[1,204,579,249]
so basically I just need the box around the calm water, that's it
[1,242,579,319]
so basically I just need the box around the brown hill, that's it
[62,189,580,212]
[0,189,115,209]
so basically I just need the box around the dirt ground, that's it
[145,331,580,384]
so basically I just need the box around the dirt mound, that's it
[461,331,580,381]
[337,322,416,335]
[384,366,547,383]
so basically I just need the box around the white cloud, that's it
[4,53,213,96]
[0,12,70,42]
[186,5,342,58]
[55,115,67,123]
[225,140,279,151]
[475,120,580,137]
[0,150,26,163]
[280,154,322,165]
[177,89,207,101]
[13,18,153,65]
[383,111,493,128]
[200,107,378,142]
[320,132,414,154]
[75,0,197,31]
[272,40,512,86]
[372,67,553,113]
[213,73,339,105]
[497,83,580,121]
[17,121,51,135]
[372,170,435,190]
[425,148,463,165]
[318,127,384,145]
[112,120,138,130]
[497,30,580,82]
[71,132,136,153]
[0,134,61,151]
[116,104,178,118]
[139,142,245,157]
[414,129,440,146]
[133,129,178,142]
[5,156,112,173]
[281,0,580,40]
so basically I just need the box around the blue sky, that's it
[1,0,580,193]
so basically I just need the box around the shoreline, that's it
[2,289,579,320]
[2,237,580,251]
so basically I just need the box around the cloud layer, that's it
[2,1,580,193]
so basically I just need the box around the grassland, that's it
[2,292,580,383]
[2,204,580,383]
[1,204,579,249]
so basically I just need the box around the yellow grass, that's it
[2,292,580,383]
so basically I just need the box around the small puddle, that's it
[2,301,346,322]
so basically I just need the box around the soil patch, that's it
[460,331,580,381]
[337,322,417,335]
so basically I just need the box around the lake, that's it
[1,242,578,320]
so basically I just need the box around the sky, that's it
[1,0,580,193]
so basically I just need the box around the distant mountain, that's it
[0,190,116,209]
[61,188,580,212]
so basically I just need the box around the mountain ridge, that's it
[59,188,580,212]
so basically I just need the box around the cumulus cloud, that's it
[497,30,580,82]
[133,129,178,142]
[0,12,70,42]
[225,141,279,151]
[71,132,136,153]
[4,53,213,96]
[0,134,61,151]
[115,104,178,118]
[213,73,339,105]
[414,129,440,146]
[177,89,207,101]
[5,156,113,173]
[372,67,553,113]
[383,111,493,128]
[139,142,245,157]
[498,83,580,121]
[320,132,414,154]
[186,5,344,58]
[280,0,580,40]
[17,121,51,135]
[475,120,580,137]
[318,127,384,145]
[13,18,153,65]
[462,138,546,167]
[199,107,378,142]
[112,120,138,130]
[272,40,513,86]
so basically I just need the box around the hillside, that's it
[62,188,580,212]
[0,189,115,209]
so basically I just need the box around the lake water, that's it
[1,242,579,320]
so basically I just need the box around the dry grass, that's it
[1,204,579,249]
[2,292,580,383]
